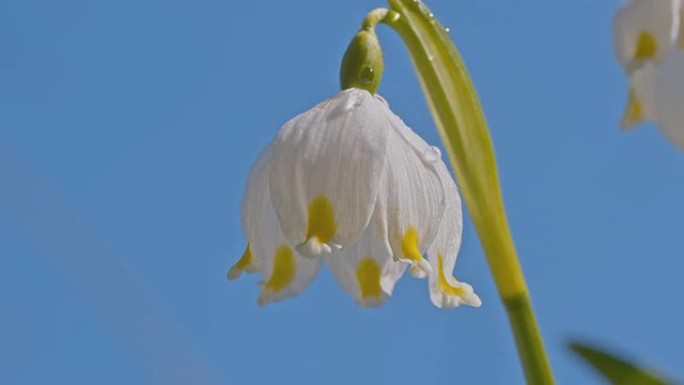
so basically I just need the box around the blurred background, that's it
[1,0,683,383]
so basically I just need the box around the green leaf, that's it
[382,2,554,384]
[570,341,674,385]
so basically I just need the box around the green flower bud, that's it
[339,10,388,94]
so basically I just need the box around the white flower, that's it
[228,88,480,308]
[628,49,684,148]
[612,0,681,75]
[613,0,684,147]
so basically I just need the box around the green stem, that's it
[505,295,555,384]
[381,1,555,383]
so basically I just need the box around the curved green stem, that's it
[382,1,554,383]
[362,8,391,31]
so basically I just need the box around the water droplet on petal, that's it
[444,27,451,33]
[344,91,364,110]
[374,94,389,107]
[428,13,434,18]
[424,146,442,163]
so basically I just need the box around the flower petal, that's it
[228,143,322,304]
[228,143,273,280]
[642,50,684,148]
[373,96,446,276]
[627,59,658,129]
[612,0,680,74]
[269,89,389,258]
[426,163,480,308]
[254,201,323,307]
[327,214,406,308]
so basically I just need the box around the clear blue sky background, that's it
[2,0,683,384]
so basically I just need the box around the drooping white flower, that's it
[626,49,684,148]
[613,0,684,147]
[612,0,681,75]
[228,88,480,308]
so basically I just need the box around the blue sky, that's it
[1,0,683,384]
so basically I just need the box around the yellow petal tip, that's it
[620,88,643,130]
[227,245,254,281]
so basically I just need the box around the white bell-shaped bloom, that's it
[228,88,479,308]
[626,49,684,149]
[613,0,681,75]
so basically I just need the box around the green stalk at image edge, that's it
[382,1,555,383]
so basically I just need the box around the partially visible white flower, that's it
[614,0,684,147]
[228,88,480,308]
[627,49,684,148]
[613,0,681,75]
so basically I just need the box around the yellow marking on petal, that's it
[437,252,467,298]
[227,245,253,280]
[401,226,424,263]
[264,245,296,292]
[356,258,382,299]
[634,31,658,60]
[400,227,432,275]
[236,245,252,269]
[621,87,643,130]
[305,195,336,244]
